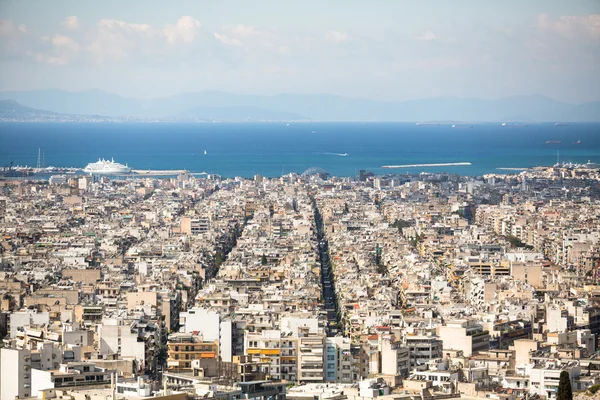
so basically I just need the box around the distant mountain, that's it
[0,99,308,122]
[0,99,64,121]
[1,89,599,122]
[176,105,308,121]
[0,99,118,122]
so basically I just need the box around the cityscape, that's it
[0,161,599,400]
[1,1,599,400]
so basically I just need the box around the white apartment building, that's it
[179,308,233,362]
[381,337,410,378]
[1,347,32,400]
[529,361,580,400]
[438,320,490,357]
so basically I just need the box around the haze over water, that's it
[1,122,599,178]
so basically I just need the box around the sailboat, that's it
[204,150,207,155]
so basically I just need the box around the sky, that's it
[0,0,599,103]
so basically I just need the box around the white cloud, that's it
[97,18,152,34]
[0,20,27,35]
[36,34,79,65]
[325,31,348,43]
[164,16,200,44]
[538,13,600,39]
[62,16,80,30]
[87,19,155,62]
[51,34,79,52]
[213,24,290,56]
[417,30,437,41]
[213,32,242,47]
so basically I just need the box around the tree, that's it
[557,370,572,400]
[261,253,268,265]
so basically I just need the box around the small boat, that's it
[546,140,561,144]
[204,150,207,155]
[573,140,581,144]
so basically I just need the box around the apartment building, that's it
[405,331,443,370]
[167,333,219,371]
[325,336,352,383]
[0,347,32,400]
[297,327,325,383]
[179,307,233,362]
[438,320,490,357]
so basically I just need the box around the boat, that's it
[83,158,131,174]
[573,140,581,144]
[546,140,561,144]
[204,150,207,155]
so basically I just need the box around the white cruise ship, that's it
[83,158,131,174]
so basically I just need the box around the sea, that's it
[1,122,599,178]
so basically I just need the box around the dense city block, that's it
[0,163,599,400]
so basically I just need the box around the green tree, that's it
[557,371,572,400]
[261,253,268,265]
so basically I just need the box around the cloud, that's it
[0,20,30,61]
[325,31,348,43]
[417,30,437,41]
[213,25,295,57]
[164,16,200,44]
[213,24,267,47]
[37,34,79,65]
[62,16,80,30]
[50,34,79,52]
[87,19,155,62]
[538,13,600,39]
[213,32,242,47]
[97,18,152,34]
[0,20,27,35]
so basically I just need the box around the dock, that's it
[131,169,189,176]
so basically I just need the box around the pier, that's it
[131,169,189,176]
[382,162,472,168]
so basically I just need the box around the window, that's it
[327,355,335,361]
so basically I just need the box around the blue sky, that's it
[0,0,599,102]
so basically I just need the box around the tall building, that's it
[167,333,219,371]
[381,337,410,378]
[296,326,325,383]
[325,336,352,383]
[179,308,233,362]
[438,320,490,357]
[1,347,32,400]
[405,330,443,370]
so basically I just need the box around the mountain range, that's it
[1,89,599,122]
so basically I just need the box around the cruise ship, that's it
[83,158,131,174]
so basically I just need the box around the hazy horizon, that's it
[1,1,599,103]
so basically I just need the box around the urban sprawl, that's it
[1,163,600,400]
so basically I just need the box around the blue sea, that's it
[1,122,599,177]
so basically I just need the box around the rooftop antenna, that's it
[36,147,41,169]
